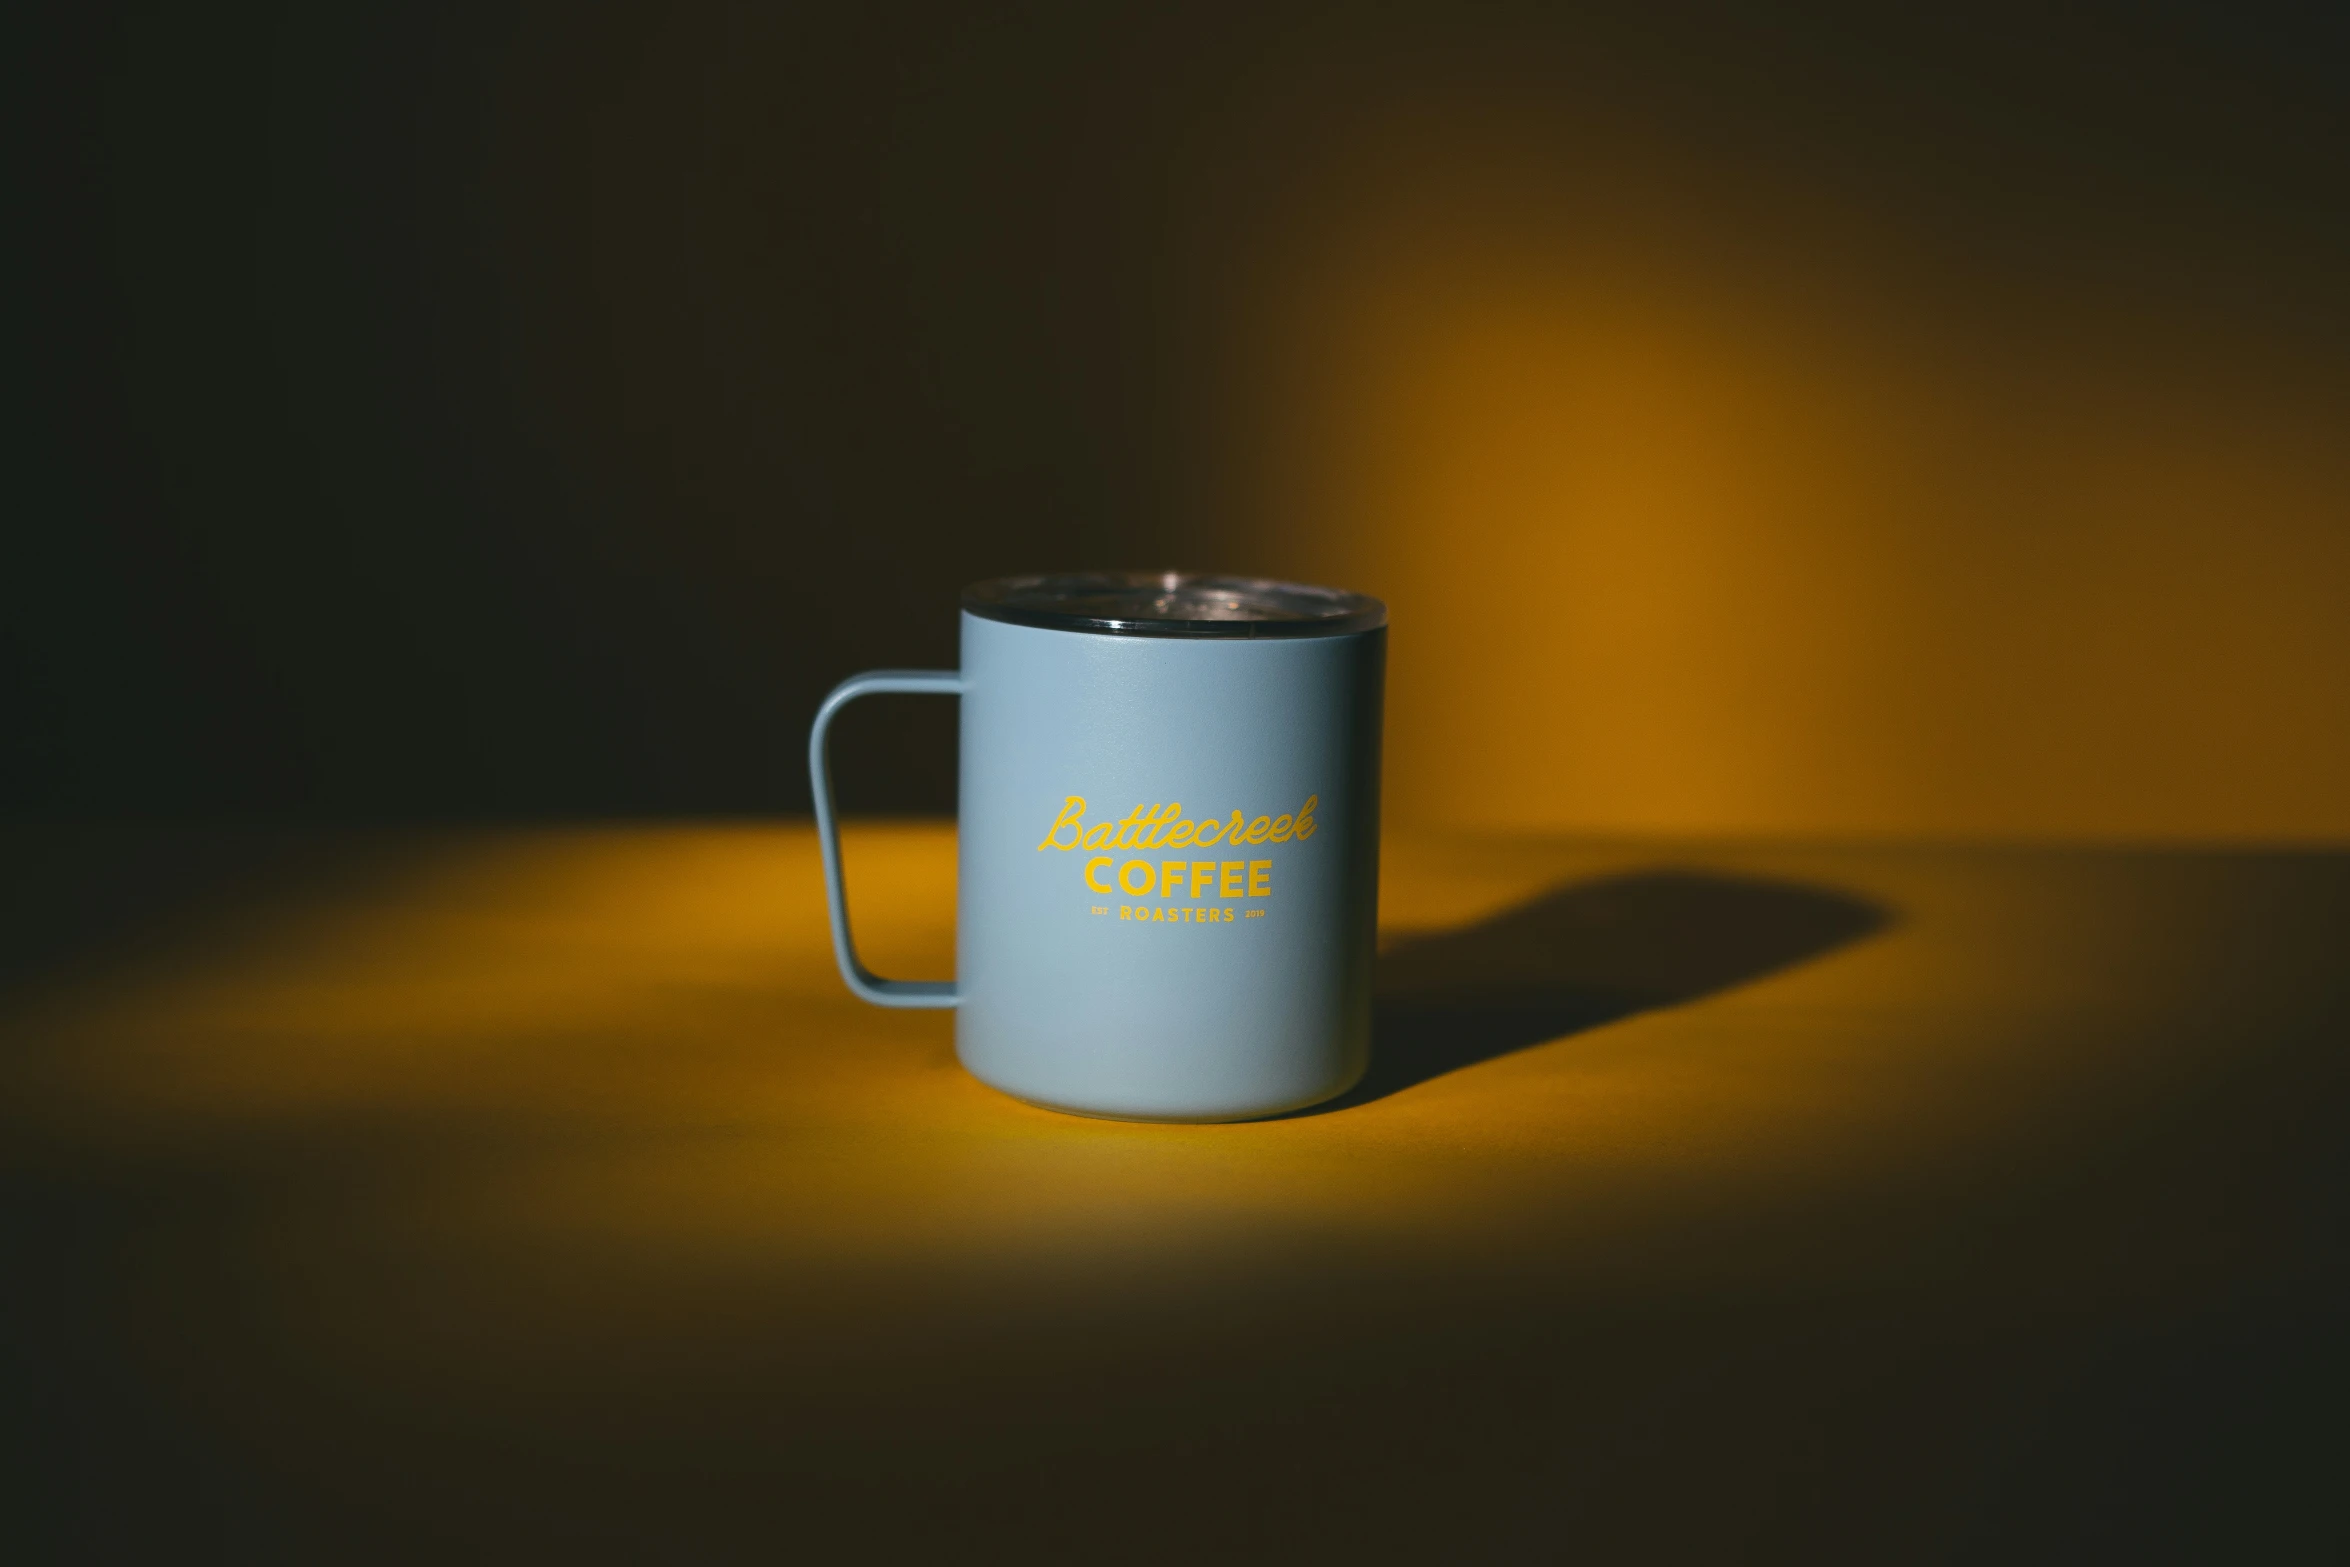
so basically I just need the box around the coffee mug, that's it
[810,572,1386,1121]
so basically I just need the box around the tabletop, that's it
[4,824,2343,1562]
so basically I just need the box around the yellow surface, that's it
[0,826,2248,1257]
[4,823,2343,1558]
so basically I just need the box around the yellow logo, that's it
[1034,795,1317,851]
[1036,794,1318,906]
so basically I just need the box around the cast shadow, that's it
[1302,868,1891,1114]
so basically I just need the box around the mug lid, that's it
[961,571,1386,639]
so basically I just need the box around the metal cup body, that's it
[955,611,1384,1119]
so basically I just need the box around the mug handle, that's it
[808,669,964,1008]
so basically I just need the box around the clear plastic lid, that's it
[961,572,1386,639]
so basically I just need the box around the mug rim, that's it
[961,571,1387,640]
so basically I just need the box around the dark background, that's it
[11,1,2349,819]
